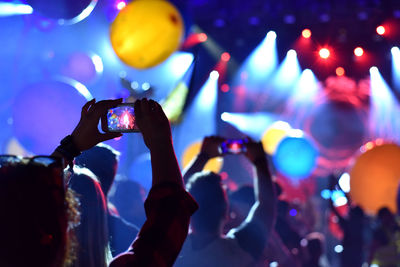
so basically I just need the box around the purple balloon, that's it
[12,80,90,154]
[25,0,95,20]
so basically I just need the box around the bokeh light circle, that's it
[273,132,319,180]
[182,141,223,173]
[110,0,184,69]
[349,143,400,214]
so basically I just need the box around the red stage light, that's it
[302,29,312,39]
[376,25,386,35]
[319,48,330,59]
[336,67,345,76]
[198,33,208,42]
[221,84,230,92]
[354,47,364,57]
[221,52,231,62]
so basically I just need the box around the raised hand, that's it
[71,98,123,151]
[200,136,225,158]
[244,137,266,164]
[134,98,172,150]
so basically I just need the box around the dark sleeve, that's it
[110,183,198,267]
[108,214,140,257]
[229,219,268,260]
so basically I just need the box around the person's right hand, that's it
[134,98,172,150]
[244,138,266,164]
[200,136,225,158]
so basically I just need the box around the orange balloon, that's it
[182,141,223,173]
[349,144,400,214]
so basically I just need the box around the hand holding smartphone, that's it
[106,104,140,133]
[219,139,248,154]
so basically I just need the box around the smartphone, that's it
[220,139,248,154]
[107,104,140,132]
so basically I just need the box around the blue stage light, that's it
[369,66,400,141]
[391,46,400,91]
[173,71,219,161]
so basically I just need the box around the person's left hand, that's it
[71,98,123,151]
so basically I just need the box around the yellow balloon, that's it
[182,141,223,173]
[110,0,184,69]
[349,144,400,214]
[262,121,292,155]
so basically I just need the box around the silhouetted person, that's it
[69,167,111,267]
[329,175,365,267]
[301,232,329,267]
[75,143,140,256]
[174,136,276,266]
[369,207,400,266]
[109,179,146,227]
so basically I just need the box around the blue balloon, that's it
[129,153,152,191]
[273,135,318,180]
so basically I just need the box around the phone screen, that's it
[220,139,247,154]
[107,104,139,132]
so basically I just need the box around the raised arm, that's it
[182,136,224,183]
[244,139,276,233]
[51,98,123,167]
[228,139,276,259]
[110,99,197,267]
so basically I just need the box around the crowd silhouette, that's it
[0,98,399,267]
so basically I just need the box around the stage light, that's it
[221,84,230,92]
[354,47,364,57]
[285,69,319,114]
[391,46,400,91]
[338,173,350,193]
[198,33,208,42]
[232,30,278,90]
[91,54,104,73]
[0,3,33,16]
[272,49,301,89]
[174,67,219,161]
[302,29,311,39]
[319,48,330,59]
[116,1,126,10]
[376,25,386,35]
[334,245,344,253]
[336,67,345,76]
[221,52,231,62]
[210,70,219,80]
[369,66,400,144]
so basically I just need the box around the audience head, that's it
[75,143,120,196]
[69,166,110,267]
[349,205,364,221]
[301,232,324,263]
[109,179,146,226]
[377,207,396,228]
[0,156,75,267]
[186,171,228,234]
